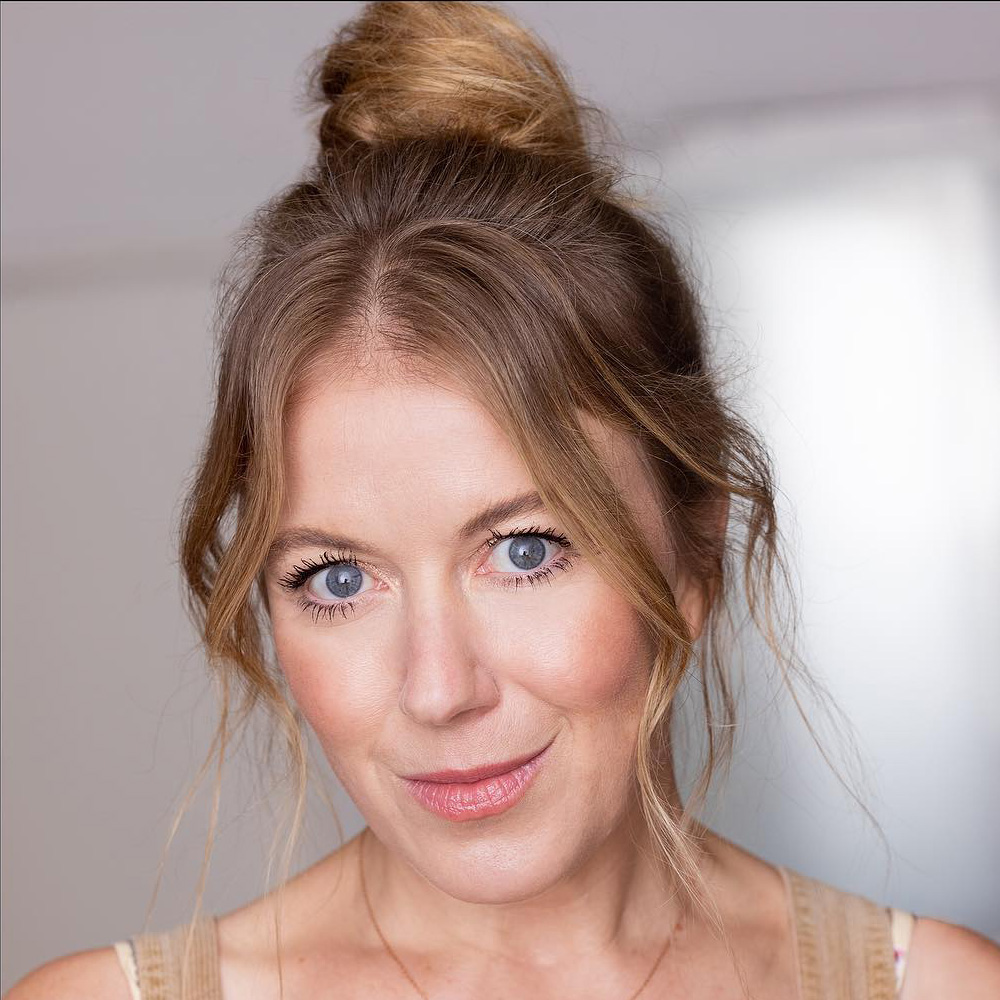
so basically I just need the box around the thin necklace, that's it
[358,826,684,1000]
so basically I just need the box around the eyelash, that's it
[275,524,576,624]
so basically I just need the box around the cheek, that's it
[508,580,653,830]
[513,579,652,716]
[271,614,390,756]
[273,580,652,722]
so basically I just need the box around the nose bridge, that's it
[398,572,498,727]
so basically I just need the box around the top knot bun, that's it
[311,1,596,160]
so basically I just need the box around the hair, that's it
[150,3,884,997]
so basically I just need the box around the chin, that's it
[421,841,571,903]
[409,827,578,904]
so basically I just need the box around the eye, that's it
[483,525,576,590]
[275,524,578,626]
[276,549,375,623]
[306,561,370,603]
[490,534,549,573]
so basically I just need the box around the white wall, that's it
[664,97,1000,933]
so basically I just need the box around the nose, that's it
[398,591,499,727]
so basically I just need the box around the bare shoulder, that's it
[4,945,131,1000]
[902,916,1000,1000]
[213,834,369,998]
[694,829,799,992]
[698,828,789,925]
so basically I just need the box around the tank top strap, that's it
[119,914,222,1000]
[778,865,896,1000]
[889,906,916,993]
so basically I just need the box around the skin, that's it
[8,354,1000,1000]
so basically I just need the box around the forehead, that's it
[282,369,523,500]
[279,363,662,551]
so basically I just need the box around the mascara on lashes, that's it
[275,525,577,621]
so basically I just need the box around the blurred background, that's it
[2,1,998,989]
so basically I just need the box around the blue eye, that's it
[313,562,366,600]
[503,535,547,572]
[276,550,373,623]
[276,524,577,625]
[484,525,577,591]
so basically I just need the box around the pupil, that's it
[508,535,546,572]
[324,564,363,599]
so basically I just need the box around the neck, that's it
[358,764,714,966]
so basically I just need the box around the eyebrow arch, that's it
[265,489,548,570]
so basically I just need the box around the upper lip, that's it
[401,739,552,784]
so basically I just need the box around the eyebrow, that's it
[264,489,548,570]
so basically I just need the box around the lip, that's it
[400,739,553,822]
[402,740,552,784]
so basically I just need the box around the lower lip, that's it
[401,743,551,822]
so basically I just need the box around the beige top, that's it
[113,864,917,999]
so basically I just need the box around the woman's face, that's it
[265,362,704,903]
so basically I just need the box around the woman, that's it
[9,3,999,999]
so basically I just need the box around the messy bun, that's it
[311,1,596,160]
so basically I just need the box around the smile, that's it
[399,740,552,822]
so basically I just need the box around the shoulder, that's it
[212,836,370,996]
[901,916,1000,1000]
[5,945,132,1000]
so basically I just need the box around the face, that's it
[264,360,706,904]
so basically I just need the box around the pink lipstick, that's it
[400,740,552,822]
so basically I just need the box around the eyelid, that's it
[279,525,568,581]
[485,524,569,546]
[276,548,365,592]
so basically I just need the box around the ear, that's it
[675,492,730,643]
[675,574,710,643]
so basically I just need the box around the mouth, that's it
[399,738,553,822]
[401,739,553,784]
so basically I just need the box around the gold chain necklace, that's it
[358,826,684,1000]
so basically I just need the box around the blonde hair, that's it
[148,3,883,996]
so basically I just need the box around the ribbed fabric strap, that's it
[780,866,896,1000]
[131,915,222,1000]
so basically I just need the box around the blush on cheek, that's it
[530,590,652,713]
[273,626,388,743]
